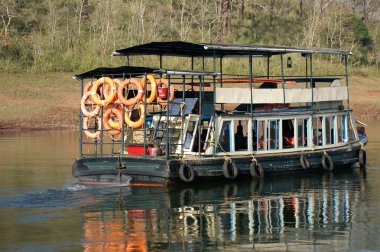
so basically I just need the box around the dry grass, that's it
[0,73,378,130]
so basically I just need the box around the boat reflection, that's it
[81,169,367,251]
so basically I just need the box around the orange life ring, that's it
[81,91,101,117]
[140,75,157,103]
[125,103,145,129]
[103,79,121,104]
[118,78,144,106]
[156,79,174,106]
[103,108,123,135]
[83,81,93,93]
[83,116,102,139]
[91,77,115,106]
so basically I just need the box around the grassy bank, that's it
[0,73,379,131]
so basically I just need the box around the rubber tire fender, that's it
[300,155,310,169]
[322,153,334,171]
[223,159,238,179]
[179,162,195,183]
[249,160,264,178]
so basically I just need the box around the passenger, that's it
[235,124,246,150]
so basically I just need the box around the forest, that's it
[1,0,379,74]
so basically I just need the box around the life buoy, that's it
[249,160,264,178]
[105,104,123,129]
[81,91,101,117]
[321,152,334,171]
[91,77,115,106]
[118,78,144,106]
[103,108,123,135]
[103,78,121,103]
[300,155,310,169]
[83,116,102,139]
[140,75,157,103]
[124,103,145,129]
[156,79,175,106]
[83,81,93,93]
[223,159,238,179]
[179,162,195,183]
[359,148,366,168]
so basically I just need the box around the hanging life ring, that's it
[359,148,366,168]
[300,154,310,169]
[223,159,238,179]
[124,103,145,129]
[118,78,144,106]
[140,75,157,103]
[81,91,101,117]
[91,77,116,106]
[321,152,334,171]
[156,79,175,106]
[103,108,123,135]
[249,160,264,178]
[83,116,102,139]
[103,78,121,104]
[179,162,195,183]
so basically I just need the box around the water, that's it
[0,125,379,251]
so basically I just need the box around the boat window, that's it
[234,120,248,151]
[252,120,258,150]
[257,120,266,151]
[269,120,280,150]
[348,116,357,141]
[313,117,322,146]
[282,119,295,148]
[184,120,197,150]
[325,116,333,145]
[337,115,344,143]
[297,118,309,148]
[218,121,231,152]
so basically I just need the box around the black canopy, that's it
[74,66,159,80]
[113,41,353,58]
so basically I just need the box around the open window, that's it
[217,120,232,152]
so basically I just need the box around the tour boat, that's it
[72,41,367,185]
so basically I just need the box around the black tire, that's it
[223,159,238,179]
[300,155,310,169]
[249,160,264,178]
[321,153,334,172]
[179,162,195,183]
[359,149,366,168]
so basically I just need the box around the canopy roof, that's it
[73,66,159,79]
[113,41,353,57]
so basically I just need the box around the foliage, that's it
[0,0,379,74]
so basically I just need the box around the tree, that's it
[0,0,16,37]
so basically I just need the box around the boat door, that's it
[177,114,200,154]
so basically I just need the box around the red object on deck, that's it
[157,87,168,98]
[128,144,149,155]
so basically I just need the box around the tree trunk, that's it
[221,0,231,35]
[238,0,244,20]
[82,0,88,20]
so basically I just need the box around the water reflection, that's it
[80,170,368,251]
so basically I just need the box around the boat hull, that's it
[72,141,362,185]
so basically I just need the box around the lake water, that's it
[0,122,379,251]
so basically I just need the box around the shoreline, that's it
[0,74,379,131]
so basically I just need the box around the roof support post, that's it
[80,79,84,156]
[267,56,270,78]
[212,50,217,157]
[165,75,171,159]
[309,54,314,113]
[344,55,350,110]
[249,53,254,153]
[280,54,286,104]
[191,57,194,91]
[143,73,147,157]
[198,75,203,157]
[181,75,186,157]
